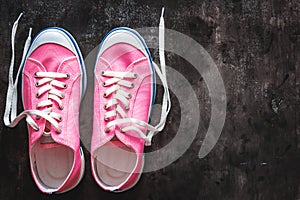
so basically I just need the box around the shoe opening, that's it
[93,138,137,187]
[30,135,74,190]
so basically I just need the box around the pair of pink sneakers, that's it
[3,9,170,194]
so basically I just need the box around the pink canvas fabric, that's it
[91,29,154,192]
[4,10,169,194]
[24,42,85,193]
[91,8,170,192]
[4,17,86,194]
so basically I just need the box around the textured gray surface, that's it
[0,0,299,199]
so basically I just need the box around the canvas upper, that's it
[91,27,154,192]
[91,8,170,192]
[3,15,86,194]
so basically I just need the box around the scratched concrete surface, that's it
[0,0,299,200]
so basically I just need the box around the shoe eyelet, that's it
[130,83,134,88]
[104,128,110,133]
[104,105,108,110]
[36,116,40,120]
[103,93,108,98]
[59,116,63,122]
[56,129,62,134]
[61,94,65,99]
[128,94,132,99]
[59,105,64,110]
[34,72,38,78]
[133,73,137,79]
[120,128,125,133]
[65,73,70,79]
[36,93,40,98]
[125,105,130,110]
[102,82,106,87]
[104,117,109,122]
[35,82,39,87]
[63,84,68,89]
[101,71,105,76]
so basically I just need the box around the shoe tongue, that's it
[39,133,61,149]
[108,136,126,147]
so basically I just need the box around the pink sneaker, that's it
[91,8,171,192]
[4,14,86,194]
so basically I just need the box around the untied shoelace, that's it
[3,13,70,134]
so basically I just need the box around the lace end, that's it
[28,27,32,37]
[161,7,165,17]
[145,140,152,146]
[16,12,24,22]
[145,132,154,146]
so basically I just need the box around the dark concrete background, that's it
[0,0,299,199]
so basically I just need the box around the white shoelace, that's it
[3,13,68,134]
[3,9,171,145]
[102,8,171,146]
